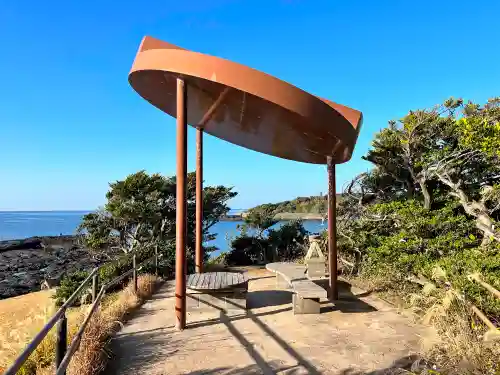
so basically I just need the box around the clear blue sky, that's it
[1,0,499,211]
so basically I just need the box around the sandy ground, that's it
[108,268,428,375]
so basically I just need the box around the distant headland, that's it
[220,195,341,221]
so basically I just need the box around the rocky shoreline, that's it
[0,236,114,300]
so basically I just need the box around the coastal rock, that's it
[0,238,42,252]
[0,235,115,299]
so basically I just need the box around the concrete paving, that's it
[108,268,427,375]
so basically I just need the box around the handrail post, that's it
[155,244,159,276]
[92,272,99,303]
[55,313,67,375]
[132,254,137,293]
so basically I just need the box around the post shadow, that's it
[189,294,323,375]
[185,362,299,375]
[246,289,293,309]
[312,279,378,313]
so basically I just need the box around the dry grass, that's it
[0,290,82,373]
[67,274,161,375]
[415,290,500,375]
[1,274,161,375]
[0,290,55,368]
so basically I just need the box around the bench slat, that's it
[209,272,217,289]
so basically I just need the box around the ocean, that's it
[0,211,325,257]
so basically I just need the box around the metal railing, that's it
[4,252,158,375]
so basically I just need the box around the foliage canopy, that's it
[339,97,500,317]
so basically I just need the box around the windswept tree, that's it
[337,97,500,276]
[78,171,236,267]
[363,98,463,209]
[241,207,279,239]
[426,98,500,244]
[360,97,500,244]
[316,97,500,373]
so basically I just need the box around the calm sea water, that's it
[0,211,325,257]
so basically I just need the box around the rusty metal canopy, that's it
[129,36,362,164]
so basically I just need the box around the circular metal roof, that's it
[129,36,362,164]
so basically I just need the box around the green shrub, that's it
[99,254,132,284]
[226,235,269,265]
[208,251,228,266]
[338,199,500,316]
[53,243,178,306]
[53,270,90,306]
[268,220,307,261]
[225,220,308,265]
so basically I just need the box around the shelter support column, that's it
[175,78,187,330]
[194,87,229,274]
[195,127,204,273]
[327,156,338,300]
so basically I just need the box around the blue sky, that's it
[0,0,499,211]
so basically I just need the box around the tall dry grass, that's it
[0,292,83,375]
[5,274,161,375]
[345,272,499,374]
[67,274,161,375]
[0,290,56,368]
[416,289,499,375]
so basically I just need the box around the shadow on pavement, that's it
[313,279,377,313]
[185,361,301,374]
[247,289,293,308]
[338,354,429,374]
[195,294,324,375]
[183,354,426,375]
[107,275,412,375]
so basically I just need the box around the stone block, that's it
[275,273,291,289]
[306,259,326,278]
[292,294,320,314]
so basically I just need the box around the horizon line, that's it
[0,208,249,213]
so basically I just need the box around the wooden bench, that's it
[266,262,327,314]
[186,271,249,313]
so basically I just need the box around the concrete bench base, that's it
[267,262,327,315]
[306,258,327,278]
[292,295,320,314]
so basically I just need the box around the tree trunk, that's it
[407,162,432,209]
[436,172,500,245]
[419,178,432,209]
[450,191,499,242]
[405,180,415,198]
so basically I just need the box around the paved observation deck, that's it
[109,267,428,375]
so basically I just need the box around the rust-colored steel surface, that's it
[129,36,363,324]
[327,157,338,300]
[175,78,187,330]
[129,36,362,164]
[195,127,203,273]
